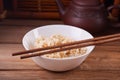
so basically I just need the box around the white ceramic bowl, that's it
[22,24,95,71]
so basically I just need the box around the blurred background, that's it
[0,0,119,20]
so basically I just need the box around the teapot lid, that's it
[73,0,101,6]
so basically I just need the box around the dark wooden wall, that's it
[1,0,119,20]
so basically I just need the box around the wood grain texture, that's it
[0,71,120,80]
[0,19,62,43]
[0,19,119,43]
[6,0,70,19]
[0,19,120,80]
[0,43,120,70]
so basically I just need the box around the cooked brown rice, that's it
[34,34,87,58]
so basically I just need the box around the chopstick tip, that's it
[12,53,16,56]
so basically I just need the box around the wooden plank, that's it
[7,11,60,19]
[0,19,62,26]
[0,26,34,43]
[17,5,39,8]
[0,25,120,44]
[6,0,71,19]
[0,44,120,70]
[16,0,57,12]
[0,70,120,80]
[17,1,39,5]
[0,26,120,44]
[41,0,70,6]
[0,19,120,80]
[22,0,39,1]
[0,19,120,43]
[0,44,41,70]
[17,8,41,12]
[0,19,62,43]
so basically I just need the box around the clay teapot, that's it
[55,0,120,34]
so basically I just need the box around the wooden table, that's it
[0,19,120,80]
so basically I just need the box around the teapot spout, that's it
[55,0,65,16]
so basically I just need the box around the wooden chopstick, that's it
[21,34,120,59]
[12,33,120,56]
[12,33,120,59]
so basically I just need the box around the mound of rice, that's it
[34,34,87,58]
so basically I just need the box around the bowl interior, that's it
[22,24,94,59]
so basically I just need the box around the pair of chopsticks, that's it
[12,33,120,59]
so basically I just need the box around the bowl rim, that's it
[22,24,95,60]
